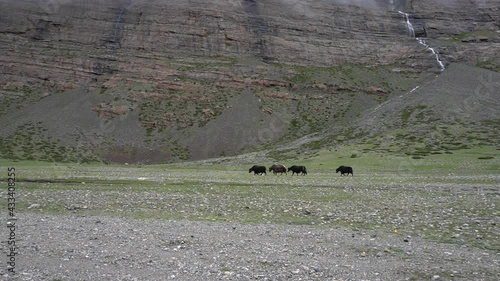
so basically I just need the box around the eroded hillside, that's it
[0,0,499,162]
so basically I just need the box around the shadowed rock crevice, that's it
[101,0,132,49]
[241,0,276,61]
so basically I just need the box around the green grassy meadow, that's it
[1,146,499,251]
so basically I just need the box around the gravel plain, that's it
[1,161,499,281]
[2,212,499,281]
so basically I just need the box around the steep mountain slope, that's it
[259,63,500,161]
[0,0,499,163]
[363,63,500,125]
[355,63,500,156]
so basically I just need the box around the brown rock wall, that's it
[1,0,498,92]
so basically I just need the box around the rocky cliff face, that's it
[0,0,499,162]
[3,0,497,92]
[410,0,500,68]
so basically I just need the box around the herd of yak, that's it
[249,164,354,176]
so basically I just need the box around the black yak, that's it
[249,165,266,175]
[336,166,353,176]
[288,165,307,175]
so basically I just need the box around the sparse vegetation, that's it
[6,146,499,257]
[0,122,99,163]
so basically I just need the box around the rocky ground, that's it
[1,160,499,281]
[1,211,499,281]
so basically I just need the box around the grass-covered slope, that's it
[269,63,500,160]
[0,56,498,163]
[0,60,424,163]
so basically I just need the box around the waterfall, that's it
[416,38,445,71]
[398,11,445,71]
[398,11,415,37]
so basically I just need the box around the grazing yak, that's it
[269,163,287,175]
[249,165,266,175]
[288,165,307,176]
[336,166,353,176]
